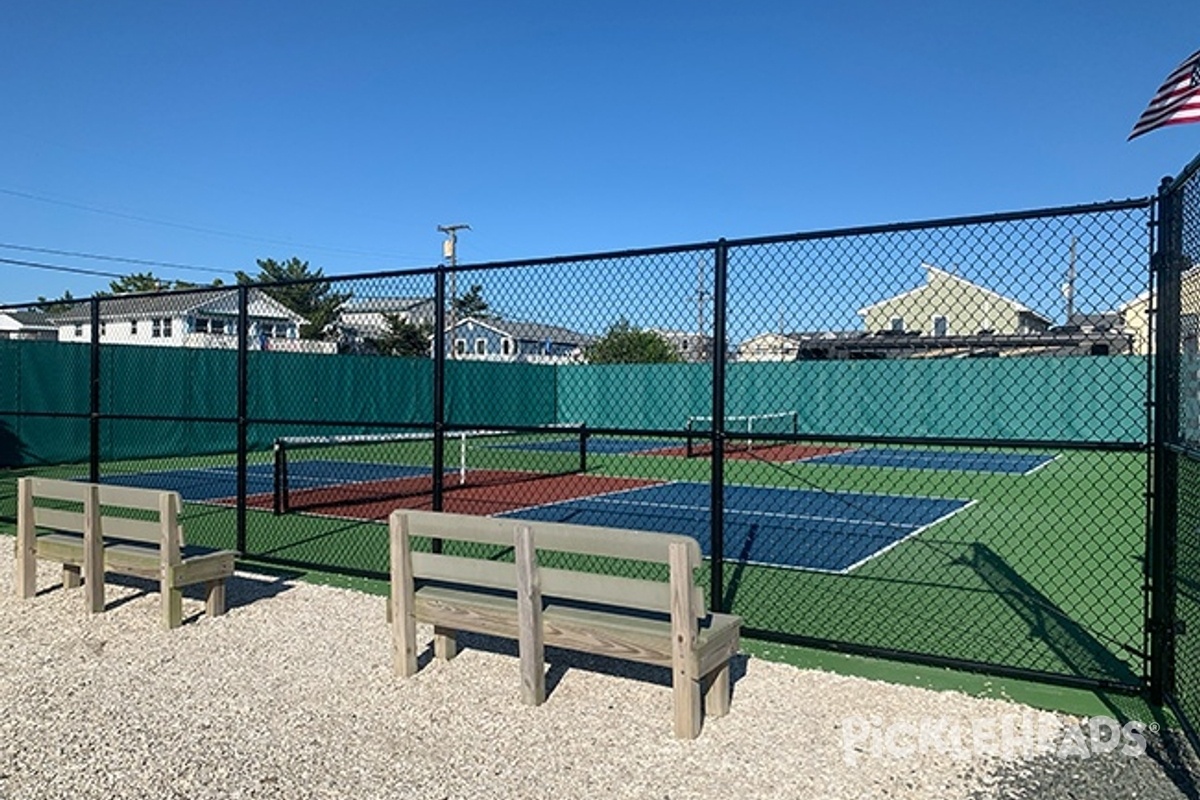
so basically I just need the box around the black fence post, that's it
[88,297,101,483]
[710,239,728,613]
[236,285,249,555]
[1151,175,1182,707]
[431,268,446,553]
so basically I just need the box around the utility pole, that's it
[438,223,470,359]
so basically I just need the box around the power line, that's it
[0,257,125,280]
[0,242,231,277]
[0,186,425,262]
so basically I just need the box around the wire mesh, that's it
[0,195,1162,695]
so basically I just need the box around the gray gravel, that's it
[2,550,1197,799]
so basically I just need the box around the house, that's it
[338,296,437,339]
[441,317,593,363]
[50,289,334,353]
[734,331,863,362]
[0,311,58,341]
[1120,268,1200,355]
[647,328,713,363]
[858,263,1052,337]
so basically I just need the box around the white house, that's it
[338,296,437,339]
[50,289,334,353]
[0,311,58,341]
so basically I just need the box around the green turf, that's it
[0,438,1151,694]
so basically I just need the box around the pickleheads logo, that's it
[839,713,1150,766]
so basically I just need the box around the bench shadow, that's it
[44,568,300,624]
[437,629,750,702]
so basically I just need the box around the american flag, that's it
[1130,49,1200,140]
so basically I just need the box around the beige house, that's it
[736,332,802,362]
[1120,268,1200,355]
[857,263,1051,337]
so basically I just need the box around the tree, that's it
[35,290,76,313]
[103,272,223,295]
[236,258,351,340]
[452,284,493,320]
[586,320,681,364]
[370,314,431,357]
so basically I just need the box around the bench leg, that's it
[62,564,82,590]
[673,675,702,740]
[433,626,458,661]
[704,661,732,718]
[205,580,227,618]
[161,583,183,630]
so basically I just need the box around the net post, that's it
[272,439,286,515]
[685,417,695,459]
[579,423,588,473]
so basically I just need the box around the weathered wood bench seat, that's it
[389,509,742,738]
[15,477,236,629]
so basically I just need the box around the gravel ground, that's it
[2,551,1197,800]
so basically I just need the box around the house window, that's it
[211,319,225,335]
[152,318,172,338]
[195,318,209,334]
[99,322,107,337]
[130,320,138,336]
[474,338,487,355]
[932,315,948,337]
[890,317,904,332]
[454,338,467,356]
[74,323,83,338]
[501,338,514,356]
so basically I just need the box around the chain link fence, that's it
[0,195,1168,701]
[1165,154,1200,756]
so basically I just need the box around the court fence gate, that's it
[1,156,1197,753]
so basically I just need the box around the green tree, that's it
[236,258,351,340]
[35,290,76,313]
[452,284,493,320]
[585,320,681,364]
[102,272,223,295]
[371,314,431,357]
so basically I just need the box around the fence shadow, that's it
[956,542,1138,686]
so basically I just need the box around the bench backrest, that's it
[392,509,705,619]
[20,477,184,549]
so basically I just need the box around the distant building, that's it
[646,328,713,363]
[1120,268,1200,355]
[0,311,58,341]
[858,263,1052,337]
[441,317,593,364]
[338,296,437,339]
[50,289,334,353]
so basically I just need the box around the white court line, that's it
[1020,453,1060,477]
[836,499,978,574]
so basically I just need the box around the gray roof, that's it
[51,288,303,323]
[0,311,58,328]
[343,296,434,312]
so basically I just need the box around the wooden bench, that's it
[15,477,236,629]
[389,509,742,738]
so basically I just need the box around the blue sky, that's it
[2,0,1199,307]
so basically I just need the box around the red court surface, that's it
[646,443,851,462]
[243,470,665,521]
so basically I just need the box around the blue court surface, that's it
[799,448,1055,475]
[95,460,432,502]
[490,437,676,455]
[501,481,972,573]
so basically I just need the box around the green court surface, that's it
[0,439,1148,692]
